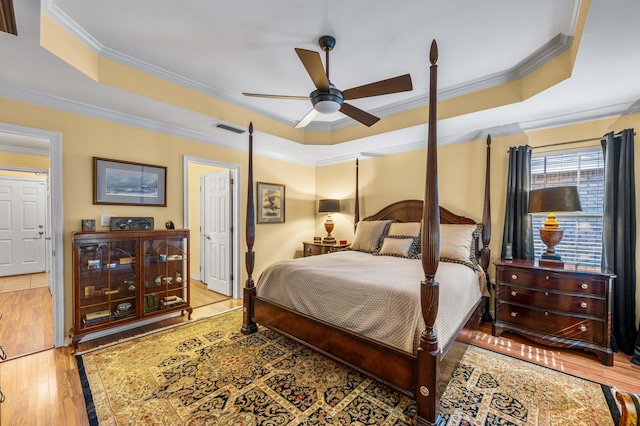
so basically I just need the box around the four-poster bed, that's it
[242,40,492,425]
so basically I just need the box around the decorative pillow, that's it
[375,236,420,259]
[439,224,479,271]
[350,220,393,253]
[387,222,421,238]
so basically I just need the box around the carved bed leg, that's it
[241,122,258,335]
[416,277,443,425]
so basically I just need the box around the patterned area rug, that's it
[77,308,618,425]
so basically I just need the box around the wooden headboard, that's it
[362,199,486,271]
[362,199,476,225]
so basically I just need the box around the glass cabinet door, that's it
[77,239,138,329]
[142,235,188,315]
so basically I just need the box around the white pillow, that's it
[388,222,421,237]
[350,220,393,253]
[440,224,478,269]
[376,236,420,258]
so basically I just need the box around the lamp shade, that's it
[528,186,582,214]
[318,199,340,213]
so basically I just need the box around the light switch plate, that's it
[101,214,112,226]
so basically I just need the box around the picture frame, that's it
[257,182,285,223]
[93,157,167,206]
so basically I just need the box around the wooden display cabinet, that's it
[72,229,192,349]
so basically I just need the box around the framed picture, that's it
[257,182,285,223]
[93,157,167,206]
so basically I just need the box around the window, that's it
[530,147,604,267]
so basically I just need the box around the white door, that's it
[0,176,47,276]
[201,169,232,295]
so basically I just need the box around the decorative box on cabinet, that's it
[72,229,192,349]
[493,259,615,366]
[302,241,349,257]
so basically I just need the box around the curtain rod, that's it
[531,136,604,150]
[506,131,635,152]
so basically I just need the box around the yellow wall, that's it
[0,97,315,334]
[0,152,50,170]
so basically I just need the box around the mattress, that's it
[256,250,484,353]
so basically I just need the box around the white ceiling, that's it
[1,0,640,165]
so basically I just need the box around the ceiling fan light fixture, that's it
[311,88,343,115]
[314,100,341,114]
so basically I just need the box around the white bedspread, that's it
[256,250,484,353]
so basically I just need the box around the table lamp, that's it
[528,186,582,268]
[318,199,340,244]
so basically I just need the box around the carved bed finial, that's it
[430,39,438,65]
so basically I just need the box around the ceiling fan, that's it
[0,0,17,35]
[243,35,413,129]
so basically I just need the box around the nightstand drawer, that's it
[497,284,605,317]
[303,242,349,257]
[305,244,331,256]
[496,302,604,344]
[497,268,605,296]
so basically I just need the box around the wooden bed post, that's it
[481,135,492,269]
[416,39,442,426]
[241,122,258,335]
[481,135,493,321]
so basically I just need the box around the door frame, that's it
[183,156,241,299]
[0,122,64,348]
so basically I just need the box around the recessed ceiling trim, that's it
[42,0,577,134]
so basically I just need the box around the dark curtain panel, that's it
[601,129,637,357]
[501,146,534,260]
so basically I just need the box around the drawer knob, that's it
[580,301,588,308]
[511,274,518,280]
[579,325,587,332]
[544,311,549,316]
[511,312,518,317]
[545,275,550,280]
[581,283,588,289]
[511,290,517,297]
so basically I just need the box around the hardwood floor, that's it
[472,321,640,394]
[1,309,639,425]
[0,285,53,359]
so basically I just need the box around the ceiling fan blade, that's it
[342,74,413,100]
[294,109,319,129]
[339,103,380,127]
[0,0,18,35]
[243,92,309,100]
[295,48,330,92]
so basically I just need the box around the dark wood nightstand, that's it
[493,259,615,366]
[302,242,349,257]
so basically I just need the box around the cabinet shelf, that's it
[72,229,192,350]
